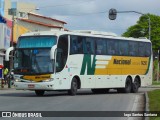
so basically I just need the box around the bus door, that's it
[55,35,70,89]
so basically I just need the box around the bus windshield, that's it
[14,36,57,75]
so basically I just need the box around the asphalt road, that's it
[0,88,156,120]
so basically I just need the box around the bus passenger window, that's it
[86,42,91,54]
[139,42,145,57]
[96,39,106,55]
[72,40,78,53]
[107,40,117,55]
[128,41,138,56]
[83,37,95,54]
[70,36,83,54]
[145,43,151,57]
[119,40,128,56]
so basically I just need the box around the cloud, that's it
[12,0,160,35]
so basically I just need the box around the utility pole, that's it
[8,8,17,88]
[157,50,159,82]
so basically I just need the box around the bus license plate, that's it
[28,84,35,88]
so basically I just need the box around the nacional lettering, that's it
[113,59,131,65]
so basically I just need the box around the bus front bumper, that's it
[14,82,55,90]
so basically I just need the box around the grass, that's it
[148,89,160,120]
[152,81,160,85]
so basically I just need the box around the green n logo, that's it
[80,55,96,75]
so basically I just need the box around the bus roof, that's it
[20,30,151,43]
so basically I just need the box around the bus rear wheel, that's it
[117,77,132,93]
[68,78,78,96]
[35,90,45,96]
[131,78,140,93]
[124,77,132,93]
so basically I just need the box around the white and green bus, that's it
[6,30,152,96]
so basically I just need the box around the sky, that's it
[12,0,160,35]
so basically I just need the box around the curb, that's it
[0,88,15,90]
[144,92,149,120]
[142,86,160,88]
[0,85,15,90]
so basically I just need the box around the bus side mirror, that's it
[50,45,57,60]
[5,47,14,61]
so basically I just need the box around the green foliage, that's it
[148,90,160,111]
[148,90,160,120]
[153,60,160,81]
[122,14,160,50]
[152,81,160,85]
[154,60,158,71]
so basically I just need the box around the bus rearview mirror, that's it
[50,45,57,60]
[5,47,14,61]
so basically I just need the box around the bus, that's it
[5,30,152,96]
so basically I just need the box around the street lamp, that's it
[108,8,151,40]
[17,7,40,19]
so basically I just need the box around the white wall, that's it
[0,23,11,50]
[17,20,62,32]
[4,0,36,20]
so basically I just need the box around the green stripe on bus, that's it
[145,56,151,75]
[80,55,96,75]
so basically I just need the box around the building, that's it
[4,0,36,20]
[0,15,11,78]
[0,0,67,71]
[15,13,67,41]
[1,0,67,43]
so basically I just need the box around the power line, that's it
[3,0,110,18]
[62,10,107,16]
[39,0,95,9]
[3,0,96,12]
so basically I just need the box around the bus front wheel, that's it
[35,90,45,96]
[68,78,78,96]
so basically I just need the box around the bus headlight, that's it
[15,79,21,82]
[42,78,54,82]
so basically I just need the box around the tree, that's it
[122,14,160,50]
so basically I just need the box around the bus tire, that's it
[131,78,139,93]
[35,90,45,96]
[124,77,132,93]
[131,83,138,93]
[68,78,78,96]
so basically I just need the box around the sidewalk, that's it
[0,84,15,90]
[142,85,160,88]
